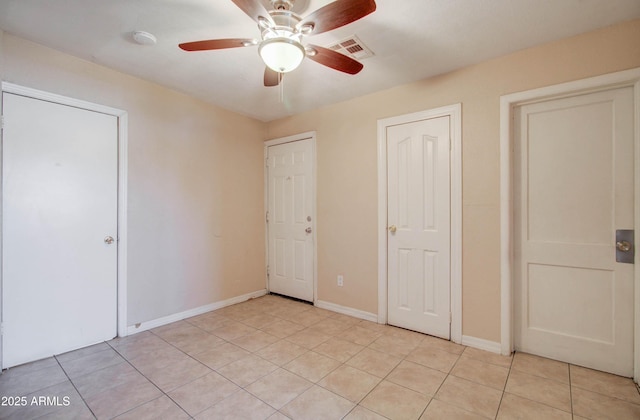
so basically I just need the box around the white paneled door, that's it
[2,93,118,368]
[514,87,634,376]
[387,116,451,339]
[266,138,314,302]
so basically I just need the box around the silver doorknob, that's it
[305,227,312,234]
[388,225,397,233]
[104,236,115,245]
[617,240,632,252]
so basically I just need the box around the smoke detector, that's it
[132,31,157,46]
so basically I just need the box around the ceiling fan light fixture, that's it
[259,37,305,73]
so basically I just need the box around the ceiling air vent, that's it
[327,35,374,60]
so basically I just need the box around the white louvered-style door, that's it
[267,139,314,302]
[387,116,451,339]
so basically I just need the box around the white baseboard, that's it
[314,300,378,323]
[461,335,502,354]
[126,289,267,336]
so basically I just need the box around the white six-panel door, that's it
[2,92,118,368]
[387,116,451,339]
[267,138,314,302]
[514,87,634,376]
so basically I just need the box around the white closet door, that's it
[387,116,451,339]
[2,92,118,368]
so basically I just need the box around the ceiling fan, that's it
[179,0,377,87]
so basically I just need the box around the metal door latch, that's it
[616,230,634,264]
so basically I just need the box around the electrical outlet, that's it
[337,275,344,287]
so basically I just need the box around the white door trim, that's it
[1,82,129,339]
[499,68,640,380]
[377,104,462,343]
[264,131,317,303]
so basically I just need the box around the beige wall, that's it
[266,19,640,342]
[1,34,267,327]
[2,19,638,342]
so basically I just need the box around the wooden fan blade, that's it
[179,38,256,51]
[298,0,376,35]
[307,45,364,75]
[231,0,275,25]
[264,67,281,87]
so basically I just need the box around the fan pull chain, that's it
[279,72,284,103]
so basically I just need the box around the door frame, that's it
[264,131,317,303]
[377,104,462,344]
[499,67,640,380]
[0,82,129,363]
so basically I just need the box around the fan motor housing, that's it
[269,10,302,29]
[270,0,294,10]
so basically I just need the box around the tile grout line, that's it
[147,309,335,417]
[251,316,376,417]
[319,334,400,419]
[427,347,482,419]
[222,302,344,417]
[142,328,256,417]
[334,332,447,419]
[418,349,459,420]
[0,361,68,400]
[52,353,97,419]
[569,363,575,419]
[505,353,577,417]
[493,351,517,420]
[525,353,640,411]
[106,339,193,419]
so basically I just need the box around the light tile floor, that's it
[1,294,639,419]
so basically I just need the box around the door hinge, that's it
[0,115,4,130]
[266,211,269,223]
[449,312,452,323]
[0,322,3,336]
[266,265,270,278]
[265,156,269,167]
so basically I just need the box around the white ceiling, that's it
[1,0,639,122]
